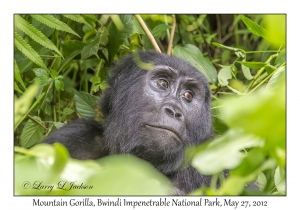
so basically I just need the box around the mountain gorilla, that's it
[43,50,213,195]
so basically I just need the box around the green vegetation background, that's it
[14,14,286,195]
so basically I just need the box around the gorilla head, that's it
[101,51,212,174]
[42,50,214,194]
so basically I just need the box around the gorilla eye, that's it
[183,91,193,102]
[157,79,169,89]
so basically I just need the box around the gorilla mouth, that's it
[145,125,182,143]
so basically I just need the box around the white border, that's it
[3,0,298,209]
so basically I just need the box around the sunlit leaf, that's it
[20,116,45,148]
[73,91,99,119]
[173,44,217,84]
[274,166,286,193]
[31,15,80,37]
[240,15,267,39]
[14,32,48,70]
[15,15,63,57]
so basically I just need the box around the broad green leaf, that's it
[241,59,254,80]
[63,14,94,29]
[274,166,286,193]
[189,130,263,175]
[33,68,48,77]
[219,79,286,164]
[54,79,64,91]
[63,108,74,115]
[15,144,172,195]
[240,15,267,39]
[20,116,45,148]
[81,33,101,60]
[107,15,143,62]
[88,155,172,195]
[31,15,80,37]
[14,60,26,90]
[256,172,267,190]
[238,61,266,69]
[151,24,172,37]
[73,91,99,119]
[266,66,285,90]
[173,44,217,84]
[50,69,58,79]
[33,68,52,86]
[14,32,48,70]
[15,15,63,57]
[218,66,232,87]
[90,76,101,84]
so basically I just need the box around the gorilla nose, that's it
[163,105,184,120]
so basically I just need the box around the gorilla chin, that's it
[145,124,182,146]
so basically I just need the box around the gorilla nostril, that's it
[175,113,182,118]
[165,107,175,117]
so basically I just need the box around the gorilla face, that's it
[101,51,212,174]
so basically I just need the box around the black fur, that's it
[43,51,213,195]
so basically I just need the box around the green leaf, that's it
[238,61,266,69]
[91,155,172,195]
[15,144,172,195]
[73,91,99,119]
[58,50,81,72]
[173,44,217,84]
[218,79,286,164]
[63,108,74,116]
[90,76,101,84]
[266,66,285,90]
[241,59,254,80]
[240,15,268,38]
[218,66,232,86]
[15,15,63,57]
[63,14,94,29]
[107,15,143,62]
[189,130,263,175]
[14,82,23,94]
[33,68,48,77]
[31,15,80,37]
[256,172,267,190]
[14,60,26,90]
[54,80,64,91]
[151,24,172,37]
[274,166,286,193]
[14,32,48,70]
[275,50,286,65]
[20,116,45,148]
[219,159,276,195]
[81,33,101,60]
[33,68,52,86]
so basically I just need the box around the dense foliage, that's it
[14,14,286,195]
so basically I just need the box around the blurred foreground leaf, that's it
[14,143,172,195]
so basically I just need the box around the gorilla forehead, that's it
[138,51,206,80]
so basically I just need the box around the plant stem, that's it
[135,15,161,53]
[167,15,176,55]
